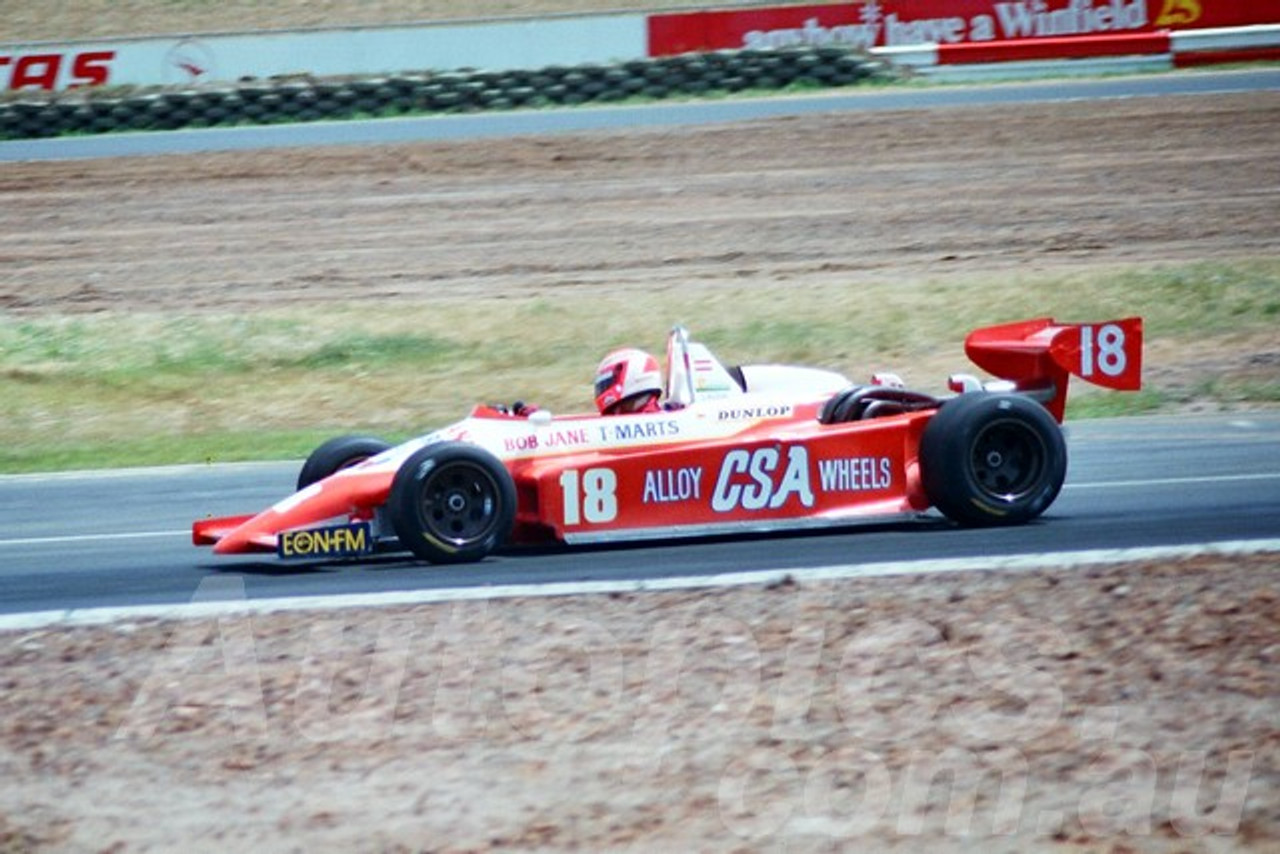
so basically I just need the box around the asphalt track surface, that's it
[3,70,1279,616]
[2,67,1279,162]
[2,415,1279,616]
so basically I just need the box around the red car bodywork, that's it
[193,317,1141,561]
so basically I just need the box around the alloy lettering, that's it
[642,466,703,504]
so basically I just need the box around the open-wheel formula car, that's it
[193,317,1142,564]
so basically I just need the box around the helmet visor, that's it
[594,366,621,399]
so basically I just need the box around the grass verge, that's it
[2,258,1277,473]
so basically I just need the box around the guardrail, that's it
[879,23,1280,79]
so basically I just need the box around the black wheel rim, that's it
[416,461,501,546]
[969,419,1047,503]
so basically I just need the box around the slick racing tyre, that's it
[919,393,1067,527]
[297,435,392,490]
[388,442,516,564]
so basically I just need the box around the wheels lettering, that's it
[560,467,618,525]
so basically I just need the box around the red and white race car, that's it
[193,317,1142,564]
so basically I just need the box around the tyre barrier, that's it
[0,46,890,141]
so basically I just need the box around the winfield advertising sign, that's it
[648,0,1274,55]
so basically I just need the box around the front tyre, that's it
[919,393,1066,527]
[297,435,393,490]
[388,442,516,564]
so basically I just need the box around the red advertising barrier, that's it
[648,1,1278,55]
[1175,44,1280,65]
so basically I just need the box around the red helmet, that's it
[594,348,662,414]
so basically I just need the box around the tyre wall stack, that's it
[0,46,889,141]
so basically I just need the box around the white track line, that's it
[1065,472,1280,489]
[0,530,187,547]
[1,471,1276,549]
[1,538,1277,632]
[0,461,286,482]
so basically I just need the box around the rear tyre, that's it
[297,435,392,490]
[388,442,516,564]
[919,393,1066,526]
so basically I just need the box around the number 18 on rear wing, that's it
[961,317,1142,420]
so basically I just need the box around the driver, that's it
[594,348,663,415]
[504,346,664,418]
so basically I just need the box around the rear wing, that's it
[963,317,1143,421]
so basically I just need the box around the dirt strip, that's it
[4,93,1279,317]
[1,553,1276,852]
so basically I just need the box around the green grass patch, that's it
[2,258,1277,473]
[0,428,412,473]
[1065,388,1167,419]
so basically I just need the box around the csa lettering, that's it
[1,50,116,90]
[712,445,814,513]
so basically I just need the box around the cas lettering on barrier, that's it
[1,51,116,90]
